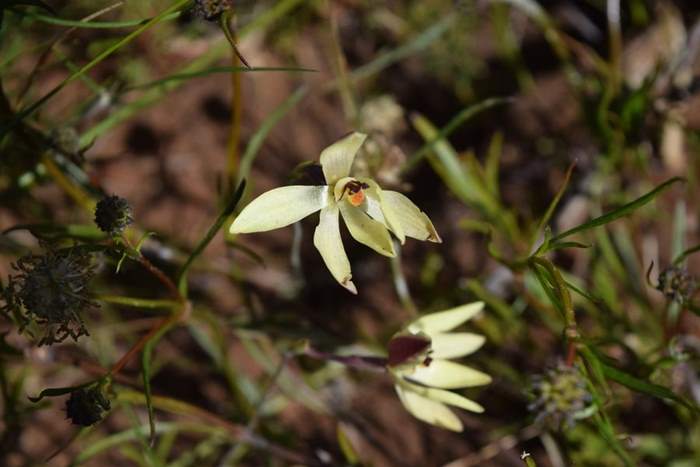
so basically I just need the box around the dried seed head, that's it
[528,363,592,429]
[1,246,98,345]
[657,265,697,305]
[65,386,111,426]
[94,195,133,235]
[193,0,233,21]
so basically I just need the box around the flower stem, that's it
[390,240,418,317]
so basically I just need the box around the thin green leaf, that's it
[484,131,503,197]
[2,223,106,241]
[345,14,457,86]
[236,86,307,185]
[98,295,180,310]
[403,97,512,172]
[28,380,95,402]
[550,177,683,243]
[337,424,360,465]
[601,359,697,411]
[673,243,700,265]
[177,180,246,296]
[534,162,575,249]
[14,10,181,29]
[545,240,592,251]
[410,113,496,213]
[142,348,156,447]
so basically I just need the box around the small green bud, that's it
[193,0,232,21]
[94,195,133,235]
[65,386,111,426]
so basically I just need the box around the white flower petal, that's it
[230,185,328,234]
[406,359,491,389]
[400,380,484,413]
[313,204,356,294]
[359,178,404,243]
[320,132,367,185]
[339,201,395,257]
[408,302,484,334]
[380,190,440,243]
[395,384,463,432]
[364,191,389,227]
[430,332,486,359]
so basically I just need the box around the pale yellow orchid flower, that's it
[229,132,440,294]
[388,301,490,432]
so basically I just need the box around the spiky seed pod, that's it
[657,265,697,305]
[94,195,133,235]
[193,0,232,21]
[528,363,592,429]
[1,246,98,345]
[65,386,111,426]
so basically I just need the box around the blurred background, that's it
[1,0,700,465]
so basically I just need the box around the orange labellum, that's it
[348,190,365,207]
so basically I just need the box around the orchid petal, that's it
[429,332,486,359]
[364,191,390,228]
[339,201,395,257]
[406,359,491,389]
[320,132,367,185]
[230,185,328,234]
[359,178,402,242]
[395,384,463,432]
[380,191,440,243]
[314,204,356,294]
[400,380,484,413]
[408,302,484,334]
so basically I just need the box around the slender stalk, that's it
[98,295,181,309]
[220,11,246,186]
[109,302,190,375]
[390,240,418,317]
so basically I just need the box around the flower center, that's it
[344,180,369,207]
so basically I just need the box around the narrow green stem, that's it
[176,181,246,296]
[390,240,417,317]
[13,10,182,29]
[98,295,181,310]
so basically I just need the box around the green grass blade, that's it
[403,97,512,172]
[533,162,575,249]
[177,180,246,296]
[28,380,95,402]
[550,177,683,243]
[601,360,697,412]
[16,10,182,29]
[236,86,307,185]
[410,113,496,213]
[346,14,456,85]
[673,243,700,265]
